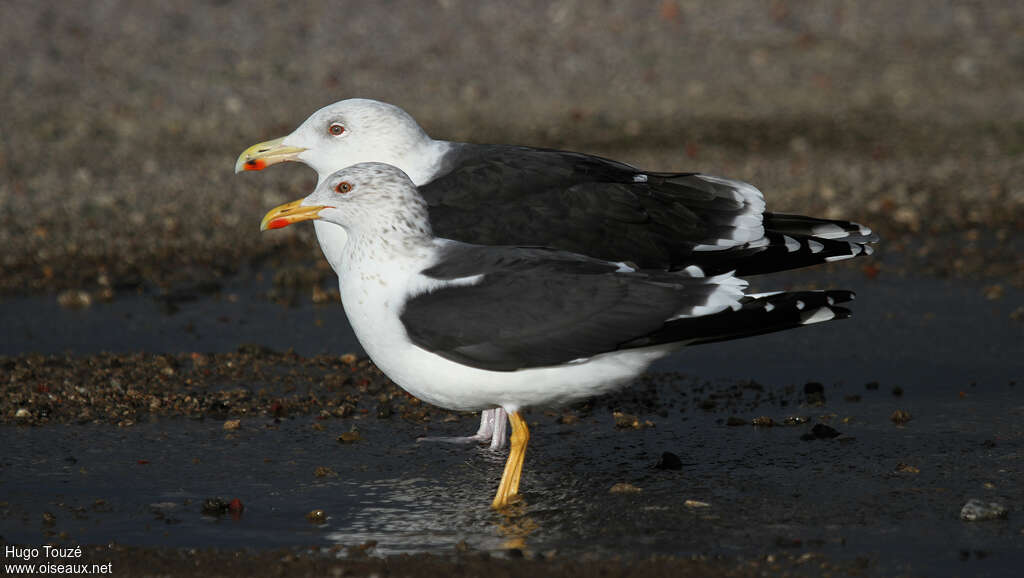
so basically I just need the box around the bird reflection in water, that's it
[495,501,540,552]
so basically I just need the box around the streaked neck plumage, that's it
[313,139,450,276]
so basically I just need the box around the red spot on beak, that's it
[244,158,267,171]
[267,218,290,230]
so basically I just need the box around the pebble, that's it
[894,463,920,474]
[654,452,683,470]
[613,412,653,430]
[684,500,710,508]
[609,482,642,494]
[306,509,327,524]
[201,498,230,516]
[890,409,912,424]
[15,408,31,420]
[222,419,241,430]
[57,290,93,309]
[801,423,841,440]
[314,466,336,478]
[804,382,825,405]
[960,499,1008,521]
[338,430,362,444]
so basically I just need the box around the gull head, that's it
[236,99,432,179]
[260,162,431,238]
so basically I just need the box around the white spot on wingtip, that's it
[795,300,805,310]
[784,236,800,252]
[682,265,705,277]
[746,291,784,299]
[808,240,824,254]
[825,254,853,262]
[811,223,848,239]
[633,174,648,183]
[801,307,836,325]
[864,244,874,256]
[615,261,636,273]
[764,302,775,312]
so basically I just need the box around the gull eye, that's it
[328,123,345,136]
[335,181,353,194]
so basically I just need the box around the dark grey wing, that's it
[421,144,878,276]
[421,144,761,270]
[399,244,735,372]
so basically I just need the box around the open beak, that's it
[236,137,307,173]
[260,199,330,231]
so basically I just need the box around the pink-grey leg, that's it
[416,408,509,449]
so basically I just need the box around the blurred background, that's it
[1,0,1020,299]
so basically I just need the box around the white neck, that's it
[313,138,451,188]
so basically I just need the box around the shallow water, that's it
[2,269,1022,576]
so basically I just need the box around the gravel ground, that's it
[1,0,1021,298]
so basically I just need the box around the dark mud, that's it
[2,269,1022,577]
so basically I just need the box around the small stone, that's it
[1010,306,1024,322]
[609,482,642,494]
[684,499,710,508]
[57,290,92,309]
[333,403,355,418]
[983,284,1004,300]
[337,430,362,444]
[613,412,640,429]
[14,408,31,420]
[894,463,920,474]
[201,498,229,515]
[654,452,683,470]
[960,499,1008,521]
[804,382,825,405]
[557,413,579,425]
[801,423,841,440]
[42,511,57,526]
[340,353,358,365]
[751,416,774,427]
[782,416,809,426]
[890,409,912,424]
[306,509,327,523]
[314,466,336,478]
[222,419,241,430]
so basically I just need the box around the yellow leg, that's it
[491,411,530,509]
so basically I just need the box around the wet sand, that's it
[2,1,1022,576]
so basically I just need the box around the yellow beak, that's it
[235,137,307,173]
[260,199,331,231]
